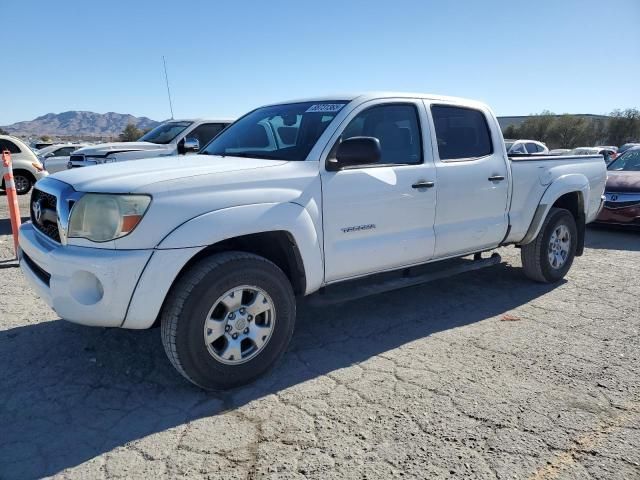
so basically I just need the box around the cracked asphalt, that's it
[1,194,639,479]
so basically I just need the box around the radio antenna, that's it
[162,55,175,119]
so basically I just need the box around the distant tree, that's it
[40,135,52,142]
[503,125,519,139]
[606,109,640,146]
[546,115,589,148]
[0,127,8,135]
[119,123,143,142]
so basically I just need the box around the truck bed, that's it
[504,154,606,244]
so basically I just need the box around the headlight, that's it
[68,194,151,242]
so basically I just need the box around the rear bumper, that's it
[19,222,152,327]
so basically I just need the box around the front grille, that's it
[22,252,51,286]
[30,188,61,242]
[604,200,640,210]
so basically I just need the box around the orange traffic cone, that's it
[2,149,22,257]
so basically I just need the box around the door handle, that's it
[412,181,435,189]
[488,175,505,182]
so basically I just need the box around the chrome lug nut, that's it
[240,308,246,314]
[247,315,253,321]
[244,328,249,334]
[232,333,238,339]
[225,325,231,332]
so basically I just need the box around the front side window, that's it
[0,139,21,154]
[510,143,526,154]
[608,149,640,171]
[431,105,493,160]
[338,104,422,165]
[139,121,193,144]
[202,101,347,161]
[188,123,227,148]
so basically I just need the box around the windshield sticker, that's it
[305,103,346,113]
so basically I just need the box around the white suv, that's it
[0,135,48,194]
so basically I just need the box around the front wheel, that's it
[13,173,33,195]
[521,207,577,283]
[160,251,296,390]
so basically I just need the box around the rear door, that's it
[427,103,510,257]
[321,99,437,282]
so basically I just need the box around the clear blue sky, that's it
[2,0,639,125]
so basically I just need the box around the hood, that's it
[74,142,170,156]
[605,171,640,193]
[50,154,287,193]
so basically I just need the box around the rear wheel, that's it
[521,207,577,283]
[161,251,296,390]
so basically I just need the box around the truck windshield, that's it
[139,121,192,144]
[201,101,348,161]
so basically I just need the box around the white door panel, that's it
[322,165,436,282]
[426,102,510,257]
[320,99,437,283]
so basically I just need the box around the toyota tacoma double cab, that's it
[19,93,606,390]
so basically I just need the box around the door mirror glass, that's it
[182,137,200,153]
[329,136,381,170]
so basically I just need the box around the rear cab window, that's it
[430,105,493,160]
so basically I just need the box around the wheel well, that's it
[179,231,306,296]
[552,192,586,256]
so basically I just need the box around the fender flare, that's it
[519,174,589,246]
[157,202,324,294]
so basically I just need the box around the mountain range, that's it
[1,111,160,136]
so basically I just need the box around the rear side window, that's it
[526,142,541,153]
[0,139,21,154]
[431,105,493,160]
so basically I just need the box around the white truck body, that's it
[18,93,607,388]
[68,118,233,168]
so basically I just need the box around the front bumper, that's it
[19,222,152,327]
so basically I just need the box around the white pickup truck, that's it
[67,118,232,168]
[19,93,606,390]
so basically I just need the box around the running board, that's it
[308,253,502,307]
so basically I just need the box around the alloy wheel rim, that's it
[203,285,275,365]
[548,224,571,270]
[14,176,29,193]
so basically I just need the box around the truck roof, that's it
[264,92,489,109]
[168,118,235,123]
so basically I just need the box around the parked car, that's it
[566,147,616,163]
[504,139,549,155]
[596,146,640,227]
[68,119,233,168]
[19,93,606,390]
[617,143,640,156]
[33,142,54,150]
[38,143,87,173]
[549,149,571,155]
[0,135,48,194]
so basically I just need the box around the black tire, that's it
[160,251,296,390]
[521,207,577,283]
[13,173,33,195]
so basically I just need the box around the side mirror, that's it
[180,137,200,154]
[327,136,381,171]
[45,152,55,158]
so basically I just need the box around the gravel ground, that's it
[0,193,639,480]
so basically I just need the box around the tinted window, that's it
[526,142,540,153]
[54,147,76,156]
[339,104,422,165]
[0,139,21,154]
[608,149,640,171]
[431,106,492,160]
[203,101,347,161]
[188,123,226,148]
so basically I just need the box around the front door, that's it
[427,103,510,257]
[321,100,437,283]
